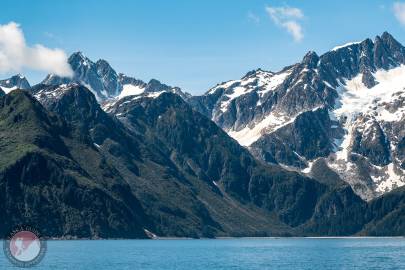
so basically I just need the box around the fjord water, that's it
[1,238,404,269]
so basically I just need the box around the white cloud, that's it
[393,2,405,26]
[265,6,304,42]
[0,22,72,76]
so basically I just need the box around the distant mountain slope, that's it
[190,32,405,200]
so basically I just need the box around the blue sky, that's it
[1,0,405,94]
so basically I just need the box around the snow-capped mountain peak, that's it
[41,52,189,102]
[189,31,405,200]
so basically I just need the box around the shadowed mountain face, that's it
[102,90,400,236]
[0,90,147,238]
[1,86,405,237]
[25,85,299,237]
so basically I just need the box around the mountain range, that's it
[1,32,405,238]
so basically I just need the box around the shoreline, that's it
[1,236,404,241]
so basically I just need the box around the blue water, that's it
[1,238,405,269]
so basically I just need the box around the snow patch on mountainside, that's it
[207,80,238,95]
[331,41,361,51]
[228,112,295,146]
[220,86,254,112]
[102,91,166,113]
[0,86,17,94]
[211,69,294,144]
[34,84,74,101]
[327,65,405,198]
[332,65,405,158]
[257,69,292,98]
[334,65,405,120]
[210,69,292,114]
[373,163,404,193]
[118,84,145,98]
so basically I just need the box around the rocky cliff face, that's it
[0,74,30,93]
[190,32,405,200]
[41,52,120,100]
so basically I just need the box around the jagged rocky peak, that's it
[147,79,169,91]
[380,31,405,56]
[144,78,190,98]
[0,74,31,93]
[95,58,121,96]
[69,51,91,68]
[242,68,274,79]
[319,31,405,89]
[41,51,189,102]
[118,73,145,86]
[41,51,121,100]
[302,51,319,68]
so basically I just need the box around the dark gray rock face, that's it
[351,120,391,166]
[0,74,30,91]
[96,59,121,96]
[318,32,405,88]
[250,107,338,167]
[41,52,121,100]
[118,73,146,89]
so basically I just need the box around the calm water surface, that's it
[1,238,405,269]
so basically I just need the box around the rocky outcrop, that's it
[0,74,30,92]
[250,107,338,167]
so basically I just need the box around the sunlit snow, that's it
[0,86,17,94]
[328,65,405,196]
[118,84,145,99]
[331,41,361,51]
[228,112,295,146]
